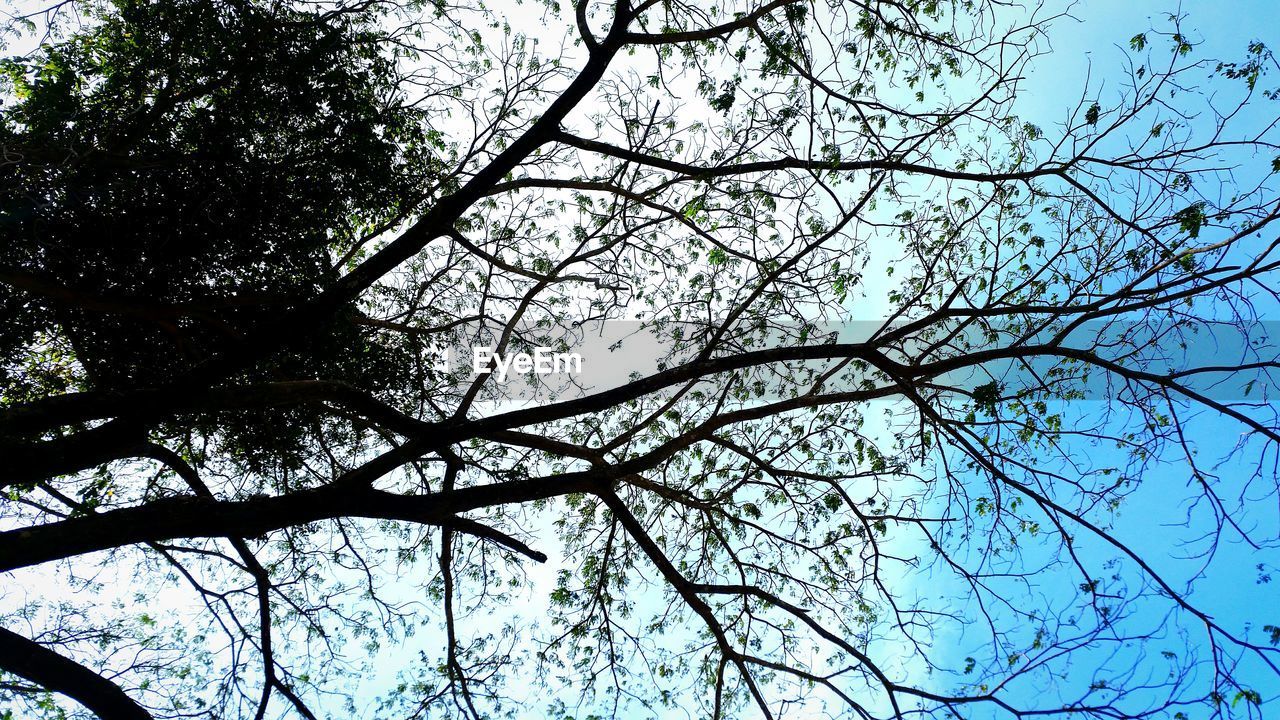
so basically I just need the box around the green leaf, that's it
[973,381,1001,413]
[1173,202,1207,239]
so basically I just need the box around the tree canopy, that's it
[1,0,1279,718]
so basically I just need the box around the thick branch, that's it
[0,626,153,720]
[0,473,594,574]
[623,0,800,44]
[554,129,1061,183]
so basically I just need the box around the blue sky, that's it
[325,3,1280,717]
[951,2,1280,715]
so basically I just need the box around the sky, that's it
[370,3,1280,716]
[2,0,1279,719]
[972,2,1280,716]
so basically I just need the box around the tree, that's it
[1,0,1278,718]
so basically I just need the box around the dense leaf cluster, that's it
[2,0,429,465]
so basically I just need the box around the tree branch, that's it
[0,625,153,720]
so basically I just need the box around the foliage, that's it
[1,0,439,469]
